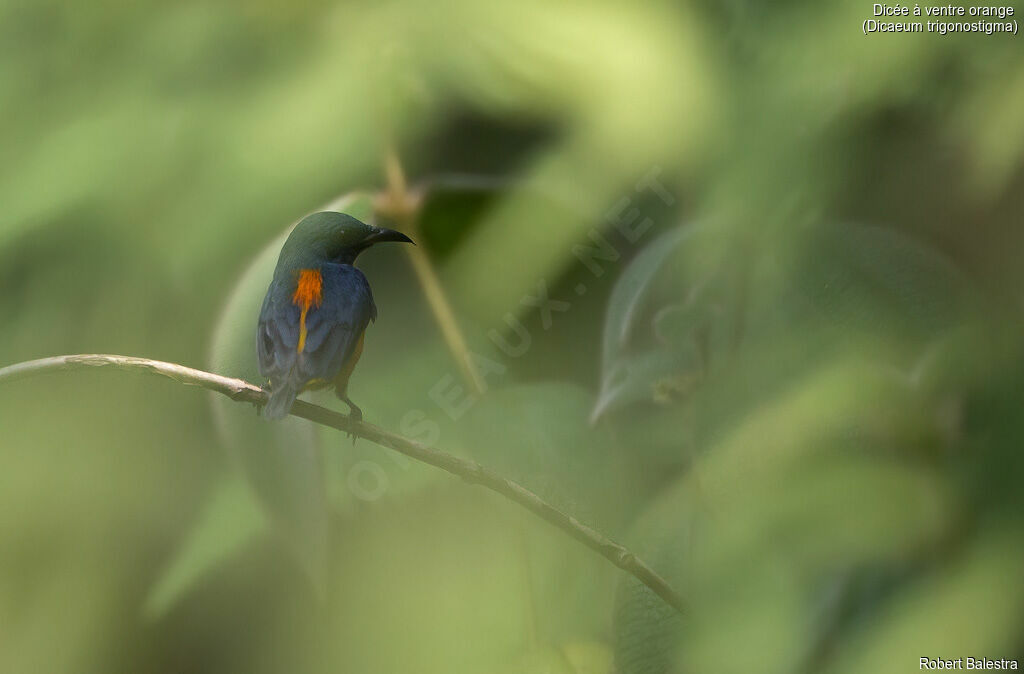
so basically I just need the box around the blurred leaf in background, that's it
[2,0,1024,672]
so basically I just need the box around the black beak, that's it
[365,226,414,246]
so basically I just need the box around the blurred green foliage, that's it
[2,0,1024,672]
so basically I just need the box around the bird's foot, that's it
[342,397,362,445]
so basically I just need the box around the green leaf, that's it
[614,350,959,674]
[495,641,613,674]
[824,530,1024,674]
[591,348,699,424]
[601,226,691,369]
[495,649,575,674]
[794,223,975,342]
[560,641,615,674]
[594,226,694,420]
[595,223,740,420]
[144,477,264,618]
[612,480,692,674]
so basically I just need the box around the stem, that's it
[0,353,685,615]
[377,148,486,395]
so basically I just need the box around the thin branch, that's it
[0,353,685,614]
[376,147,487,395]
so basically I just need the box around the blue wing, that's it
[299,264,376,384]
[258,264,375,417]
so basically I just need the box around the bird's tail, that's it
[262,383,298,420]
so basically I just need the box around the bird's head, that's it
[279,212,414,267]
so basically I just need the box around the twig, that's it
[376,147,487,395]
[0,353,685,614]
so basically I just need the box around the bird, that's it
[257,211,413,421]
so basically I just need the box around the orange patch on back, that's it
[292,269,323,354]
[292,269,323,309]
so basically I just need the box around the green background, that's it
[2,0,1024,672]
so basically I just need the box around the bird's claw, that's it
[346,406,361,445]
